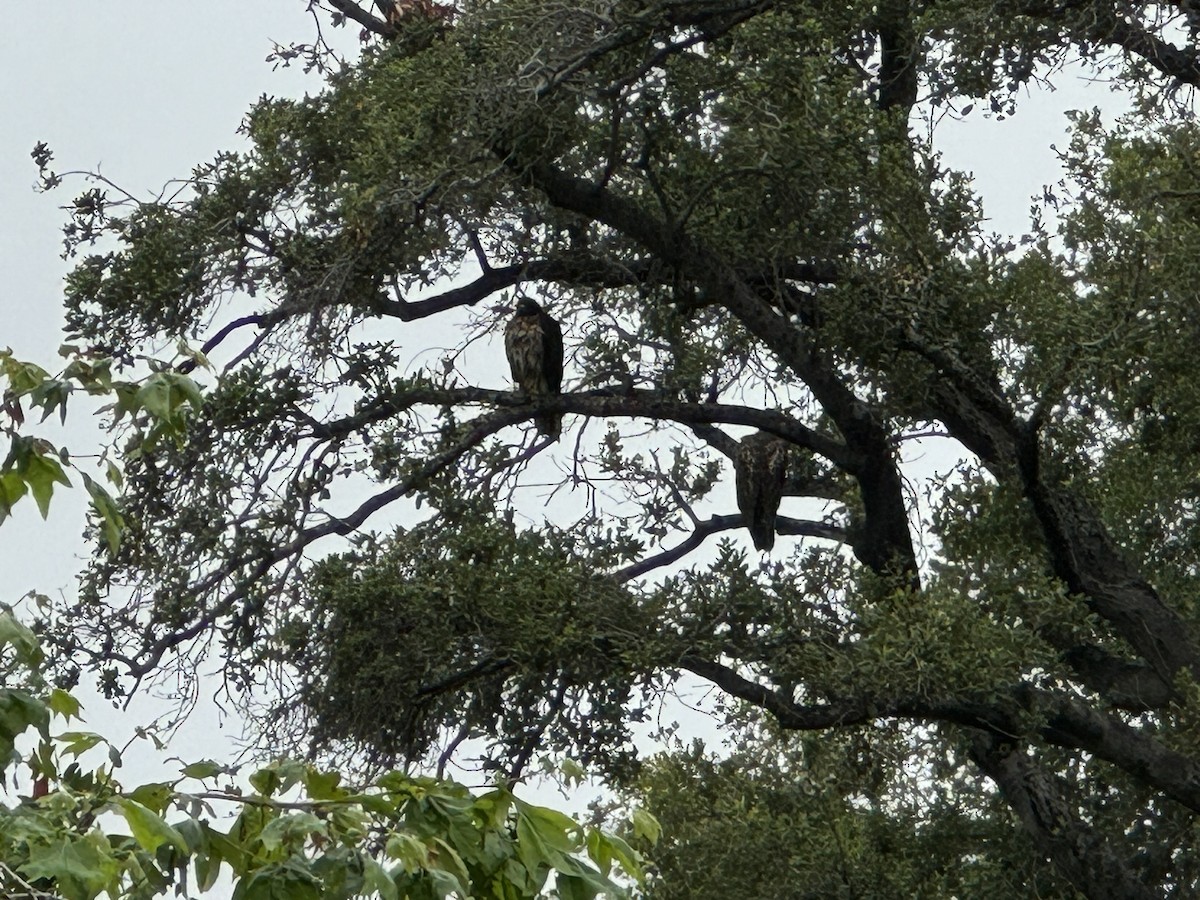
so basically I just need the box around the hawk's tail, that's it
[536,414,562,441]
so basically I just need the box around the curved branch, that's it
[375,254,647,321]
[508,150,917,580]
[314,386,858,470]
[680,653,1200,815]
[616,514,846,582]
[923,352,1200,697]
[1102,13,1200,87]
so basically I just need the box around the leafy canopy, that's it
[23,0,1200,896]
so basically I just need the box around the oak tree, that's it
[33,1,1200,895]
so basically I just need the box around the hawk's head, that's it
[513,297,542,317]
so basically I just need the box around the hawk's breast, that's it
[505,315,548,394]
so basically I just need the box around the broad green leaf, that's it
[427,867,469,900]
[428,837,471,893]
[518,801,583,850]
[250,764,282,797]
[0,689,50,741]
[162,371,205,412]
[110,381,141,421]
[0,611,43,664]
[363,857,400,900]
[135,376,173,421]
[176,817,210,854]
[117,797,189,855]
[207,824,250,876]
[556,873,596,900]
[233,860,322,900]
[29,377,71,425]
[630,808,661,846]
[232,804,276,851]
[47,687,82,722]
[473,787,513,829]
[259,811,327,853]
[302,766,343,800]
[0,470,28,521]
[342,792,396,816]
[20,834,117,899]
[128,781,174,813]
[329,805,368,842]
[589,832,643,886]
[586,829,610,876]
[196,849,223,892]
[560,757,586,786]
[385,832,430,872]
[554,851,626,897]
[2,357,51,394]
[181,759,224,779]
[23,451,71,518]
[81,473,123,554]
[309,845,366,897]
[57,730,106,758]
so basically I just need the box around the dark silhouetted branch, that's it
[616,514,846,582]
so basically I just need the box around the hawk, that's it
[735,431,788,552]
[504,297,564,439]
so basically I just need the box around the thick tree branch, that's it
[326,0,397,38]
[680,653,1200,815]
[1061,645,1174,711]
[1101,11,1200,87]
[1036,691,1200,812]
[922,355,1200,696]
[525,0,778,100]
[876,0,919,113]
[970,733,1159,900]
[373,253,838,323]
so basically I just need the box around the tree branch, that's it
[121,403,536,684]
[313,386,859,470]
[376,254,647,321]
[680,652,1200,815]
[923,361,1200,697]
[326,0,397,38]
[616,514,846,582]
[970,733,1159,900]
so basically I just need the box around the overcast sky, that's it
[0,3,366,827]
[0,4,1123,883]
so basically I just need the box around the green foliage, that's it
[0,612,644,900]
[0,346,207,550]
[627,732,1072,899]
[285,508,654,775]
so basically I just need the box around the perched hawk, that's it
[735,431,788,551]
[504,298,564,439]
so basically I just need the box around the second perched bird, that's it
[736,431,789,551]
[504,297,564,439]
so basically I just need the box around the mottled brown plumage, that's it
[735,431,788,551]
[504,297,564,439]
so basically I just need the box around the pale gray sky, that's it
[0,3,362,844]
